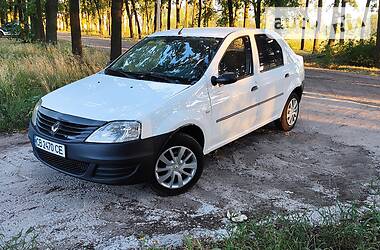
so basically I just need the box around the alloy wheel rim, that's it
[155,146,197,189]
[286,98,299,126]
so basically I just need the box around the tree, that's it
[300,0,309,50]
[184,0,188,27]
[339,0,346,43]
[253,0,261,28]
[227,0,233,27]
[45,0,58,44]
[154,0,161,31]
[243,0,249,28]
[175,0,181,28]
[312,0,322,53]
[125,0,134,37]
[33,0,45,41]
[111,0,122,61]
[131,0,141,38]
[360,0,371,42]
[69,0,82,56]
[198,0,201,27]
[328,0,340,46]
[0,0,7,26]
[167,0,171,29]
[93,0,104,35]
[376,0,380,67]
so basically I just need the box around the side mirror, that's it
[211,72,237,86]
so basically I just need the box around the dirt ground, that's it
[0,68,379,248]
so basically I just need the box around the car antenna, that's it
[178,27,184,35]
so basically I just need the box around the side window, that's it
[219,36,253,79]
[254,34,284,72]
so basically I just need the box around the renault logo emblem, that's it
[51,122,60,134]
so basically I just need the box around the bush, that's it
[321,38,377,68]
[0,40,108,132]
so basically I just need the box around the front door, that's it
[208,36,258,150]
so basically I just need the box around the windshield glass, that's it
[106,36,223,85]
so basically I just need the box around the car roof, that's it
[149,27,268,39]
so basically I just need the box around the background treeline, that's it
[1,0,380,65]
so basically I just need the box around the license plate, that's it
[35,136,65,158]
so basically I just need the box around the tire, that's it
[150,133,204,196]
[276,92,300,131]
[0,32,3,38]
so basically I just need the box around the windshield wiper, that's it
[131,72,191,84]
[104,68,137,79]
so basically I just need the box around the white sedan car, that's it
[29,28,304,196]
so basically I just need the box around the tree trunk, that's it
[328,0,340,46]
[184,0,188,27]
[227,0,233,27]
[254,0,261,28]
[35,0,45,41]
[312,0,322,53]
[243,0,248,28]
[69,0,82,56]
[131,0,141,38]
[300,0,310,50]
[111,0,122,61]
[360,0,371,42]
[376,0,380,67]
[125,0,134,38]
[167,0,171,29]
[339,0,346,44]
[45,0,58,44]
[144,0,150,33]
[175,0,180,29]
[93,0,103,35]
[197,0,201,27]
[154,0,161,31]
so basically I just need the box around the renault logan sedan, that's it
[29,28,304,196]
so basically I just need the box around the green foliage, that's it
[185,203,380,250]
[321,38,378,68]
[322,38,376,67]
[0,228,38,250]
[0,40,108,132]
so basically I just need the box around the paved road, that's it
[0,35,379,248]
[58,32,136,50]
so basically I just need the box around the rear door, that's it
[253,34,291,123]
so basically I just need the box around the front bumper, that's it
[28,123,169,184]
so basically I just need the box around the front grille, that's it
[36,110,100,141]
[36,149,89,175]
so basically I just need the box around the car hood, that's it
[41,73,189,121]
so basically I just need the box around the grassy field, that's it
[0,39,108,132]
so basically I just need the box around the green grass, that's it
[0,39,108,132]
[0,228,37,250]
[184,203,380,250]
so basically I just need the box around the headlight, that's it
[31,99,42,126]
[85,121,141,143]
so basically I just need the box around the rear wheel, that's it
[276,92,300,131]
[150,133,204,196]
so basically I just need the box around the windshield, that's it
[106,36,223,85]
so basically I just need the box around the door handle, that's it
[285,73,290,78]
[251,86,258,91]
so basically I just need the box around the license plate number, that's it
[35,136,65,158]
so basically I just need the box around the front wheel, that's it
[276,92,300,131]
[150,133,204,196]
